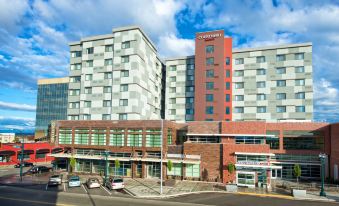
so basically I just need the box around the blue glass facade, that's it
[35,81,68,136]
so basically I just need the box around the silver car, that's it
[86,178,101,189]
[48,174,62,186]
[105,177,124,190]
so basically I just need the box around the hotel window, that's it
[167,129,173,145]
[205,106,214,114]
[84,101,91,108]
[120,84,128,92]
[206,94,213,102]
[68,115,79,120]
[225,57,230,65]
[234,70,244,77]
[86,60,93,67]
[206,57,214,66]
[206,70,214,78]
[71,51,82,58]
[105,45,113,52]
[226,107,230,114]
[71,63,81,70]
[121,70,129,77]
[226,82,231,90]
[85,74,92,81]
[169,65,176,71]
[276,54,286,61]
[104,59,113,66]
[119,113,127,120]
[86,47,94,54]
[295,66,305,73]
[127,133,142,147]
[109,133,124,146]
[234,82,244,89]
[235,58,244,65]
[257,94,266,100]
[122,41,130,49]
[256,68,266,75]
[277,80,286,87]
[186,109,194,115]
[206,82,214,90]
[186,97,194,103]
[256,81,266,88]
[276,67,286,74]
[226,94,230,102]
[170,109,176,115]
[295,53,304,60]
[169,98,175,104]
[296,106,306,112]
[257,106,266,113]
[104,72,112,79]
[234,107,244,113]
[119,99,128,106]
[103,86,111,93]
[205,45,214,53]
[103,100,111,107]
[69,89,80,96]
[226,70,230,77]
[102,114,111,120]
[235,95,244,101]
[83,114,91,120]
[187,75,194,81]
[256,56,265,63]
[91,129,106,145]
[121,56,129,63]
[276,93,286,100]
[186,164,200,178]
[295,79,305,86]
[276,106,286,113]
[68,102,79,110]
[295,92,305,99]
[169,87,176,93]
[84,87,92,94]
[74,129,89,145]
[170,76,176,82]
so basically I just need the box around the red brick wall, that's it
[187,121,220,134]
[330,123,339,180]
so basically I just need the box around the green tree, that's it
[167,160,173,172]
[114,159,120,176]
[69,157,76,174]
[227,162,235,174]
[294,164,301,188]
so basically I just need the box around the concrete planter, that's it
[292,189,307,198]
[226,184,238,192]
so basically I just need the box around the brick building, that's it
[49,120,339,187]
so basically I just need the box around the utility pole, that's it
[20,133,24,182]
[319,153,327,197]
[104,151,109,184]
[160,119,163,195]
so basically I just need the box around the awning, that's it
[17,150,34,155]
[187,133,276,137]
[0,150,16,156]
[51,148,63,154]
[36,148,50,154]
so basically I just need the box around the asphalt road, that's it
[0,167,30,177]
[0,185,337,206]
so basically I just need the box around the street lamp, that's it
[319,153,327,197]
[11,129,24,182]
[160,119,163,195]
[103,151,110,184]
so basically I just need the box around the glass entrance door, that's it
[236,171,255,187]
[271,169,282,179]
[147,162,160,178]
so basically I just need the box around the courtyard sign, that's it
[197,33,222,40]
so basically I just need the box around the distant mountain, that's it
[0,129,34,135]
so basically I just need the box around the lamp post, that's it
[103,151,110,184]
[160,119,163,195]
[319,153,326,197]
[11,129,24,182]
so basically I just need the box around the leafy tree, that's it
[294,164,301,188]
[114,159,120,176]
[69,157,76,173]
[167,160,173,172]
[227,162,235,174]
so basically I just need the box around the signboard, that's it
[237,161,269,166]
[197,33,222,40]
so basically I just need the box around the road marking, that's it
[45,184,48,191]
[101,185,112,195]
[63,183,66,192]
[81,184,88,193]
[0,195,75,206]
[0,170,9,172]
[237,192,294,199]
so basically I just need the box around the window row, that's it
[234,106,306,113]
[234,79,306,89]
[235,53,305,65]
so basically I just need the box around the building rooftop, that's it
[233,42,312,53]
[37,77,69,85]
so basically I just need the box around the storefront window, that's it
[167,163,182,176]
[235,136,264,144]
[146,134,161,147]
[185,164,200,177]
[109,134,124,146]
[127,133,142,147]
[167,129,172,145]
[91,129,106,145]
[59,128,72,144]
[283,137,324,150]
[109,161,131,177]
[74,129,89,145]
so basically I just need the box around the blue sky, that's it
[0,0,339,132]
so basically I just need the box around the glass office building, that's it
[35,77,69,139]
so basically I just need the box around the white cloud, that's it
[0,101,36,112]
[0,116,35,131]
[0,0,30,33]
[158,33,195,57]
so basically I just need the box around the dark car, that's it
[14,162,34,168]
[27,166,50,174]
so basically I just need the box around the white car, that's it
[105,177,124,190]
[68,176,81,187]
[86,178,100,189]
[48,174,62,186]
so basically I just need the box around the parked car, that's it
[27,166,50,174]
[14,162,34,168]
[86,178,100,189]
[105,177,124,190]
[48,174,63,186]
[68,176,81,188]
